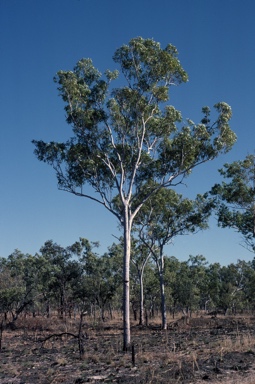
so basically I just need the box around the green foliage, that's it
[0,251,42,317]
[3,240,255,317]
[168,255,208,313]
[73,240,122,317]
[0,263,25,314]
[211,154,255,251]
[39,240,83,315]
[135,188,213,245]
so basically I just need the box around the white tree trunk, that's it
[123,207,131,350]
[158,254,167,330]
[139,270,145,325]
[159,271,167,329]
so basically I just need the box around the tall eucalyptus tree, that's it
[33,37,236,349]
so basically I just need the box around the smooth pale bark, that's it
[159,270,167,330]
[139,251,152,326]
[123,207,132,350]
[137,255,151,325]
[139,270,145,325]
[156,253,167,330]
[131,249,151,326]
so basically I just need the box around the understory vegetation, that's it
[1,311,255,383]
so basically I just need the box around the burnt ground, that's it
[1,314,255,383]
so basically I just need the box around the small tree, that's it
[79,241,122,321]
[39,240,82,318]
[0,251,42,322]
[134,188,212,329]
[33,37,236,349]
[0,259,25,320]
[130,239,152,325]
[217,263,245,315]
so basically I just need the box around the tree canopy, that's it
[211,154,255,252]
[33,37,235,217]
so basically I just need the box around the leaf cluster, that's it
[211,154,255,251]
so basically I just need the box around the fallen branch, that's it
[38,312,87,359]
[38,332,78,344]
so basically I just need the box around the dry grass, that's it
[1,313,255,383]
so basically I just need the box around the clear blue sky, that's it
[1,0,255,265]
